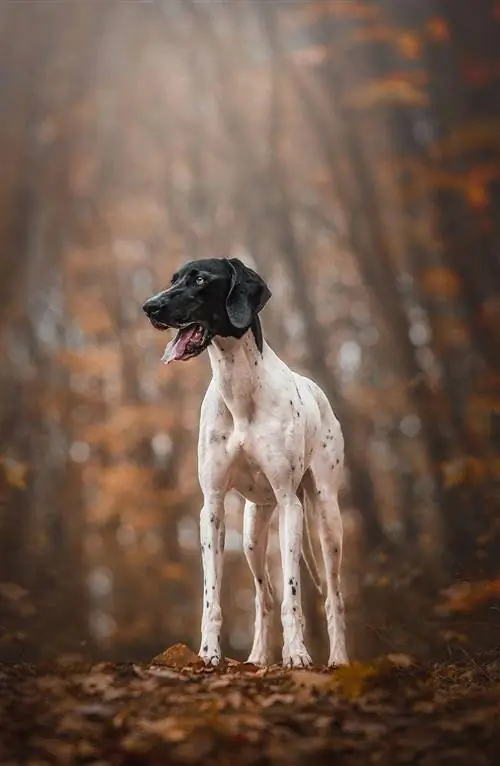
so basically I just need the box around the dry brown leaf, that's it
[208,677,233,690]
[224,690,244,709]
[0,457,29,490]
[333,662,379,700]
[290,670,333,692]
[385,653,415,669]
[146,665,185,681]
[436,580,500,615]
[348,78,429,109]
[76,671,115,695]
[150,643,202,670]
[260,693,296,708]
[138,716,197,743]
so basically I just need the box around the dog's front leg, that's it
[278,493,312,668]
[199,494,225,666]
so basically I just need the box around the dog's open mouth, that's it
[161,323,209,364]
[150,316,169,331]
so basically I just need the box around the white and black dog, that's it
[143,257,348,668]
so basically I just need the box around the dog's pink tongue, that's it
[161,327,196,364]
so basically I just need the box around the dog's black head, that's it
[142,258,271,363]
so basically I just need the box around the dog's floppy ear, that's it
[225,258,271,330]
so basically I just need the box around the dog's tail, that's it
[298,483,323,597]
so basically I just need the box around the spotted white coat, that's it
[197,328,348,668]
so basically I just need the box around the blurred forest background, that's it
[1,0,499,666]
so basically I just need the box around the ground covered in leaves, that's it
[1,644,500,765]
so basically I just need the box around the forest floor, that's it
[1,643,500,766]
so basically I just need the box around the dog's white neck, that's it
[207,330,266,420]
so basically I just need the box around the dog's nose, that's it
[142,296,162,316]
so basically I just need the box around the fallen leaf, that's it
[150,643,202,669]
[146,665,186,680]
[76,671,115,695]
[290,670,333,691]
[1,457,29,490]
[138,716,197,743]
[260,693,295,708]
[333,662,378,699]
[385,653,415,669]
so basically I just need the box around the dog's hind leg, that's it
[243,500,275,665]
[304,457,349,666]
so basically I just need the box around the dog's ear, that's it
[225,258,271,330]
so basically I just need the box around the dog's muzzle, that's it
[143,298,167,326]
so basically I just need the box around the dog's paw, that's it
[328,650,349,668]
[247,650,272,667]
[199,643,222,667]
[282,644,313,669]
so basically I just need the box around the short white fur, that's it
[197,328,348,668]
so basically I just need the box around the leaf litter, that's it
[1,644,499,765]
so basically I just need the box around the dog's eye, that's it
[195,275,206,286]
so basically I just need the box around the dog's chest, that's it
[230,446,275,504]
[225,413,305,504]
[201,350,318,504]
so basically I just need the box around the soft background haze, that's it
[1,0,499,665]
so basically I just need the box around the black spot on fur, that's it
[336,458,340,464]
[254,361,258,366]
[203,644,208,652]
[289,400,293,406]
[288,578,294,586]
[212,585,215,590]
[322,442,327,448]
[291,585,297,596]
[334,546,339,554]
[258,578,263,585]
[206,601,209,609]
[210,514,215,524]
[208,543,211,550]
[293,607,297,613]
[209,432,224,445]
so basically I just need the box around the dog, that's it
[143,257,348,668]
